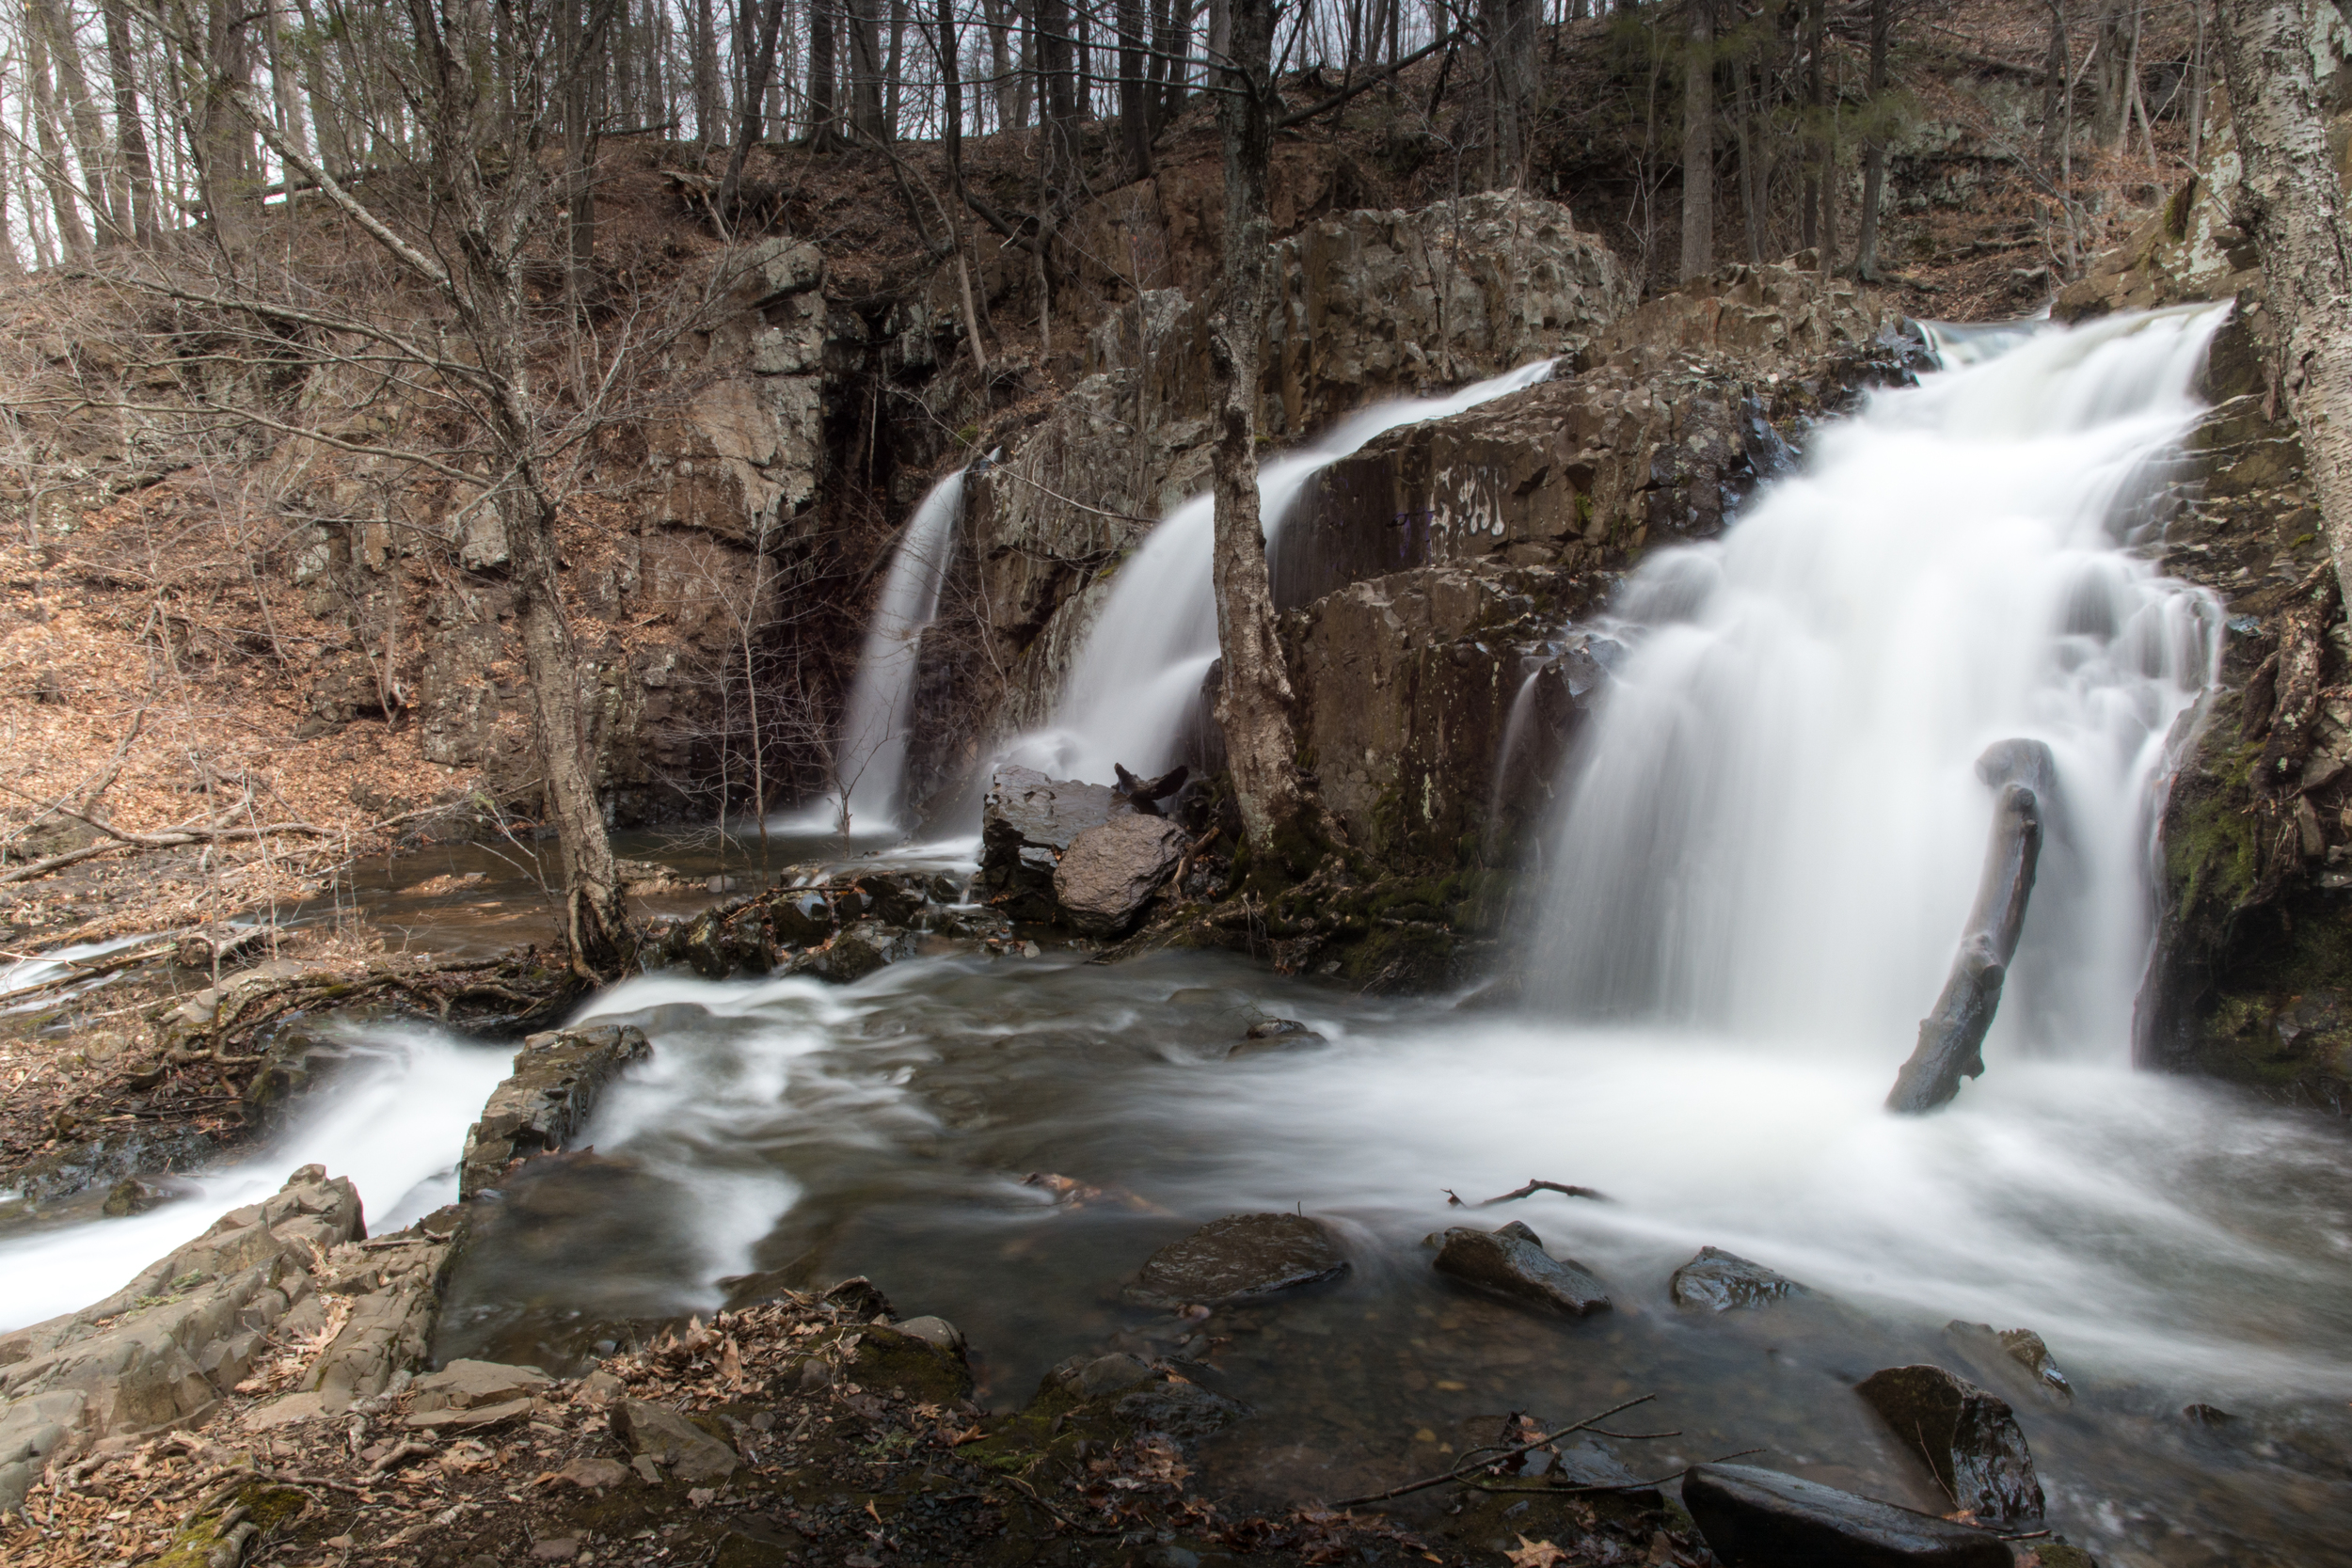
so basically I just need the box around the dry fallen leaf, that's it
[1505,1536,1570,1568]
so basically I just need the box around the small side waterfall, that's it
[1534,305,2228,1060]
[829,469,967,832]
[1006,360,1560,784]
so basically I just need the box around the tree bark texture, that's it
[2217,0,2352,617]
[1853,0,1893,277]
[1887,740,2053,1114]
[1208,0,1311,868]
[1679,0,1713,281]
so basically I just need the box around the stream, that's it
[6,305,2352,1566]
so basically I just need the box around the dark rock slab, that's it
[1433,1220,1611,1317]
[1114,1379,1251,1441]
[981,767,1118,921]
[1123,1213,1349,1307]
[1854,1364,2045,1526]
[1670,1246,1810,1311]
[1054,812,1188,935]
[1682,1463,2012,1568]
[459,1025,651,1199]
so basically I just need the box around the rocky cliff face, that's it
[935,193,1635,792]
[1282,261,1915,868]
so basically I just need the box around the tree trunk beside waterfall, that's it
[1207,0,1318,873]
[2215,0,2352,614]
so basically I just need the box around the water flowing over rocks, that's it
[1681,1462,2014,1568]
[953,193,1635,752]
[1945,1322,2073,1404]
[648,867,993,982]
[458,1025,651,1200]
[1122,1213,1351,1308]
[0,1165,361,1509]
[1668,1247,1810,1312]
[1431,1220,1612,1318]
[1853,1364,2045,1527]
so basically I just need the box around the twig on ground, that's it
[1327,1395,1660,1509]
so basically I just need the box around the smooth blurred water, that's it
[0,1022,510,1332]
[1003,360,1559,784]
[797,469,968,835]
[423,950,2352,1565]
[1535,305,2227,1062]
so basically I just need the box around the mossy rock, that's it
[152,1482,309,1568]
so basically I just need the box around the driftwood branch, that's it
[1327,1395,1658,1509]
[1444,1179,1609,1208]
[1887,739,2053,1114]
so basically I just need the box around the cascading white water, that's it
[0,1022,510,1332]
[1005,360,1560,784]
[820,468,967,833]
[1535,304,2228,1060]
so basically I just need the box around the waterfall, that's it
[1534,304,2228,1060]
[827,469,967,832]
[0,1022,510,1333]
[1005,360,1560,784]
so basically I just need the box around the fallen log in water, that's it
[1886,740,2054,1114]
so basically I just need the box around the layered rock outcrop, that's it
[1282,261,1917,865]
[0,1166,363,1509]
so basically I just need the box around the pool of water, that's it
[426,947,2352,1568]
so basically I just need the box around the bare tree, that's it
[2216,0,2352,612]
[1680,0,1713,280]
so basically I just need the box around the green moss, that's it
[2165,740,2265,919]
[152,1483,309,1568]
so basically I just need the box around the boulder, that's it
[406,1358,549,1413]
[1669,1247,1809,1312]
[1053,812,1188,935]
[1228,1018,1329,1058]
[459,1025,651,1198]
[0,1167,370,1506]
[1433,1220,1611,1318]
[1681,1462,2012,1568]
[612,1397,739,1485]
[1123,1213,1350,1308]
[980,768,1119,921]
[1854,1364,2044,1526]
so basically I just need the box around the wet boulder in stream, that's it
[1854,1363,2045,1526]
[1670,1246,1810,1311]
[1123,1213,1351,1307]
[1682,1463,2012,1568]
[1053,811,1189,935]
[1433,1219,1612,1317]
[459,1025,651,1199]
[981,767,1117,921]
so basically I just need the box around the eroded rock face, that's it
[1853,1364,2045,1526]
[961,194,1638,745]
[1682,1462,2013,1568]
[1054,813,1188,936]
[1670,1247,1810,1312]
[459,1026,652,1199]
[0,1165,365,1508]
[1432,1220,1612,1318]
[981,767,1119,922]
[1123,1213,1350,1308]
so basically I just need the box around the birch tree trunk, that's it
[1208,0,1315,873]
[2217,0,2352,614]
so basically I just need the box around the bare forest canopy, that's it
[0,0,2220,285]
